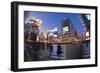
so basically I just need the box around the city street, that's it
[24,43,65,61]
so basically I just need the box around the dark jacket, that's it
[57,44,62,55]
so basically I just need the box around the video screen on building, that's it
[63,26,69,32]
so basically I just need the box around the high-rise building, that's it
[61,18,74,33]
[80,14,90,59]
[80,14,90,38]
[61,18,76,37]
[24,16,42,42]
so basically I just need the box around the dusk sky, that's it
[24,11,86,34]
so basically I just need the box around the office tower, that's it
[80,14,90,38]
[80,14,90,58]
[60,18,77,42]
[61,18,74,33]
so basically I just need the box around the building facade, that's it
[80,14,90,38]
[80,14,90,59]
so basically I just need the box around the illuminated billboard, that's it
[63,26,69,32]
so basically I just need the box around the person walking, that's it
[57,44,62,60]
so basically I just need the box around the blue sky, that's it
[25,11,85,34]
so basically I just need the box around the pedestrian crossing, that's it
[50,53,65,60]
[82,43,90,58]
